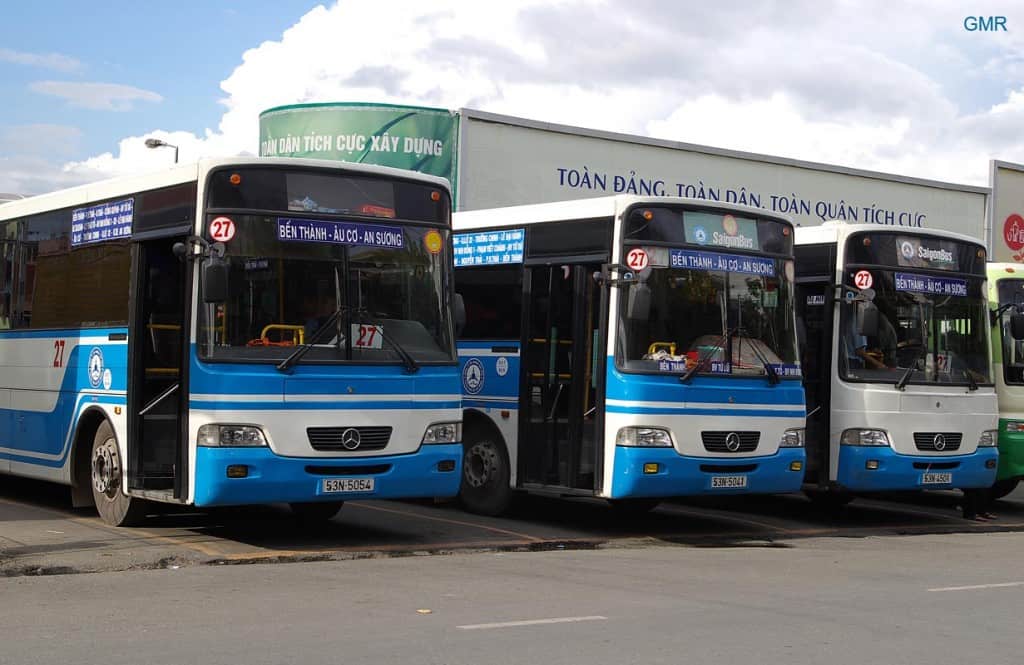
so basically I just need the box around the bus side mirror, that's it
[202,260,229,303]
[857,303,879,337]
[627,282,651,321]
[454,293,466,337]
[1011,313,1024,341]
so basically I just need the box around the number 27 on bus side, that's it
[352,324,383,349]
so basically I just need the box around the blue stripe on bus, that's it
[0,394,128,467]
[0,326,128,339]
[606,360,805,406]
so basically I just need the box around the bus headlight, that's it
[840,429,891,447]
[779,428,805,447]
[1006,421,1024,433]
[978,430,999,447]
[198,424,268,447]
[422,422,462,444]
[616,427,673,447]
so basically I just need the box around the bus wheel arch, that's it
[459,409,513,516]
[69,408,109,509]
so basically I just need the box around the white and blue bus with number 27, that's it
[0,157,462,526]
[452,196,806,515]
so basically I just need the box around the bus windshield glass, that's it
[617,245,800,378]
[996,278,1024,385]
[840,232,990,386]
[198,214,454,364]
[838,271,990,385]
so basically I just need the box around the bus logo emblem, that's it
[341,428,362,450]
[900,240,916,260]
[463,358,485,395]
[87,348,104,388]
[933,434,946,451]
[725,432,741,452]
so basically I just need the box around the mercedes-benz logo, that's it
[725,432,741,452]
[933,433,946,451]
[341,428,362,450]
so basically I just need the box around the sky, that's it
[1,0,1023,194]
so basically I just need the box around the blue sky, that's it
[1,1,313,173]
[1,1,1023,193]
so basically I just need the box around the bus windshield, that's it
[617,246,800,378]
[198,215,454,364]
[996,278,1024,385]
[838,269,990,386]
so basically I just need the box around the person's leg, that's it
[962,488,979,520]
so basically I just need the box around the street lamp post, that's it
[144,138,179,163]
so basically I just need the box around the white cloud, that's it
[0,48,81,73]
[30,81,163,111]
[23,0,1024,191]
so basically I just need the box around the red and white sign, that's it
[210,216,236,242]
[1004,213,1024,252]
[626,248,649,271]
[854,270,873,289]
[352,323,383,349]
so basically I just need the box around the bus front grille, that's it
[701,431,759,453]
[913,432,962,452]
[307,426,392,452]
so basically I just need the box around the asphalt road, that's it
[2,531,1023,665]
[3,474,1024,576]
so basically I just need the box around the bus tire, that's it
[460,435,512,516]
[289,501,344,523]
[991,479,1020,501]
[91,421,148,527]
[804,488,855,508]
[607,498,661,515]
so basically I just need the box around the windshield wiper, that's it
[739,333,780,386]
[680,326,738,384]
[352,309,420,374]
[895,345,927,391]
[276,306,346,373]
[963,368,979,391]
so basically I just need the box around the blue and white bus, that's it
[0,157,462,526]
[794,222,998,504]
[452,196,806,515]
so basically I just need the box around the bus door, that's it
[127,234,190,499]
[520,261,604,491]
[795,277,834,485]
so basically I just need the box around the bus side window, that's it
[456,265,522,340]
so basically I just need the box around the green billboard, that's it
[259,102,459,190]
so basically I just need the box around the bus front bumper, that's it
[836,446,998,492]
[609,446,806,499]
[193,445,462,506]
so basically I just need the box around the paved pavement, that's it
[3,475,1024,576]
[2,531,1023,665]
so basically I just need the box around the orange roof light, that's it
[430,190,441,202]
[782,227,791,236]
[229,173,242,186]
[642,210,654,221]
[863,237,871,246]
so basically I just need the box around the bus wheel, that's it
[991,479,1020,501]
[91,421,147,527]
[607,498,661,516]
[460,437,511,516]
[289,501,344,523]
[804,488,855,509]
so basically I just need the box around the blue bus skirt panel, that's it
[835,446,999,492]
[193,444,463,506]
[610,446,806,499]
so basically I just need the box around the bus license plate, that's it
[921,473,952,485]
[322,478,375,493]
[711,475,748,489]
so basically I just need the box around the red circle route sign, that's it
[854,270,873,289]
[210,216,236,242]
[1004,213,1024,252]
[626,248,649,271]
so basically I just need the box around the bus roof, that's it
[0,157,452,222]
[453,195,792,231]
[794,220,986,248]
